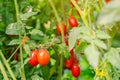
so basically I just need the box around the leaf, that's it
[50,58,56,66]
[8,39,21,45]
[68,27,81,50]
[97,0,120,25]
[6,23,22,35]
[84,44,100,68]
[30,29,44,36]
[93,39,107,50]
[23,44,31,56]
[30,29,45,40]
[96,30,111,39]
[31,74,43,80]
[20,12,38,20]
[75,42,87,53]
[105,48,120,69]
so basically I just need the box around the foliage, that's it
[0,0,120,80]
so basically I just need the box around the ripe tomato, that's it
[57,23,67,35]
[64,34,68,46]
[71,65,80,77]
[106,0,111,3]
[65,57,74,69]
[37,49,50,66]
[70,49,74,55]
[68,16,78,27]
[70,0,78,7]
[29,50,39,66]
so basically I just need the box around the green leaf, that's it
[31,74,43,80]
[69,27,81,50]
[8,39,21,45]
[6,22,25,35]
[97,0,120,25]
[75,42,87,53]
[30,29,45,36]
[93,39,107,50]
[96,30,111,39]
[105,48,120,69]
[23,44,31,56]
[50,58,56,66]
[84,44,100,68]
[20,12,38,20]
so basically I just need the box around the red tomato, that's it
[65,56,74,69]
[29,50,39,66]
[65,59,74,69]
[106,0,111,3]
[68,16,78,27]
[64,34,68,46]
[70,49,74,55]
[70,55,78,64]
[37,49,50,66]
[57,23,67,35]
[71,65,80,77]
[70,0,78,7]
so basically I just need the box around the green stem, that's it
[14,0,26,79]
[20,44,26,80]
[59,54,63,80]
[0,50,16,80]
[14,0,19,21]
[48,0,64,43]
[49,1,64,80]
[105,26,111,50]
[0,60,9,80]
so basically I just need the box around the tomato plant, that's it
[0,0,120,80]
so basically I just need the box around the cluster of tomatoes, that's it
[56,1,80,78]
[29,48,50,66]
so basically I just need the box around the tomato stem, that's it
[14,0,20,21]
[7,44,21,62]
[48,0,64,43]
[14,0,26,79]
[0,50,16,80]
[71,0,88,27]
[0,60,9,80]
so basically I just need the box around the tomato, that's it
[70,0,78,7]
[71,65,80,77]
[68,16,78,27]
[64,34,68,46]
[65,59,74,69]
[105,0,111,3]
[70,49,74,55]
[37,49,50,66]
[29,50,39,66]
[57,23,67,35]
